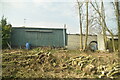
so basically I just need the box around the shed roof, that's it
[12,26,66,30]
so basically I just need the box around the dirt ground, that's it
[2,47,120,79]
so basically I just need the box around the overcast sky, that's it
[0,0,118,34]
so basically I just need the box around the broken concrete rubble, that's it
[2,48,120,78]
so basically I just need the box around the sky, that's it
[0,0,118,34]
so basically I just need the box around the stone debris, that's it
[2,48,120,78]
[64,55,96,69]
[62,55,120,78]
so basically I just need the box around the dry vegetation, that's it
[2,47,120,79]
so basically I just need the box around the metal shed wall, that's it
[11,27,67,47]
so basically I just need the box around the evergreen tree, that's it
[0,16,12,49]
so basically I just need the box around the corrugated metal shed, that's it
[11,27,67,47]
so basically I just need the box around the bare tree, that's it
[76,0,83,50]
[84,2,89,51]
[91,2,116,52]
[114,0,120,55]
[88,10,102,35]
[101,1,107,50]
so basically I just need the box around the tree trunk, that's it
[115,0,120,55]
[84,2,89,51]
[118,2,120,56]
[7,41,11,49]
[79,9,83,50]
[77,0,83,50]
[101,1,107,50]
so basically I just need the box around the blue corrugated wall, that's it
[11,27,67,47]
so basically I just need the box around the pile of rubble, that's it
[21,51,58,72]
[2,48,120,78]
[35,51,58,72]
[62,55,120,78]
[62,56,97,74]
[17,51,120,78]
[97,64,120,78]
